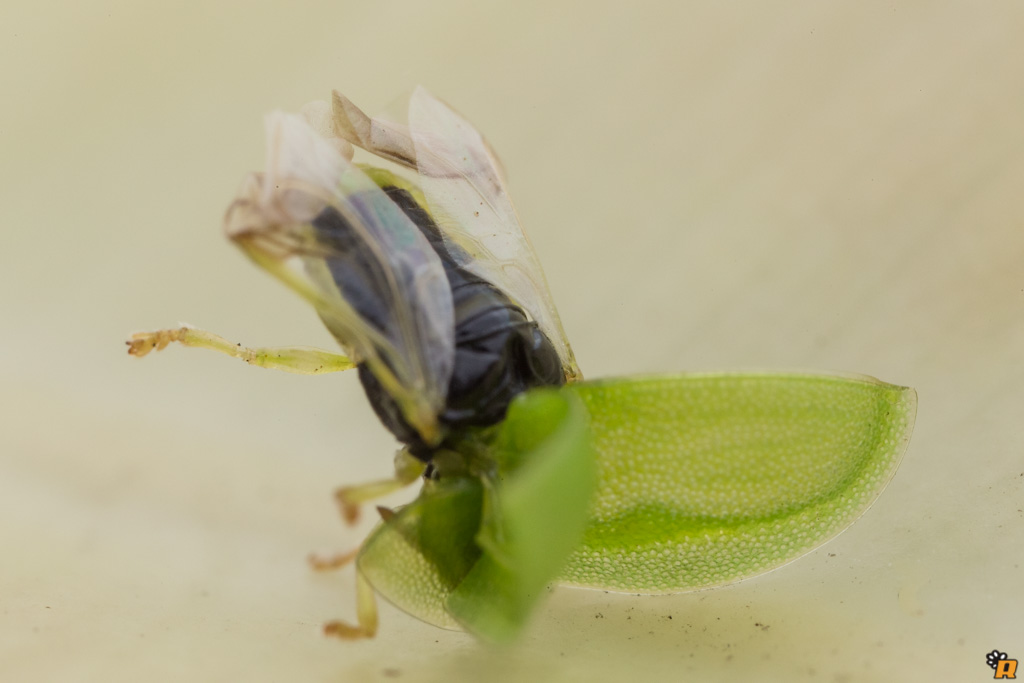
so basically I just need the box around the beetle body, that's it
[313,184,564,458]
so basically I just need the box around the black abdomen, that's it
[312,186,564,458]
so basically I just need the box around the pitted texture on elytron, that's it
[358,520,461,630]
[560,374,915,592]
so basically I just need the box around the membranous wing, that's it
[331,88,581,382]
[224,110,454,445]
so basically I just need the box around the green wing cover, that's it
[560,373,917,592]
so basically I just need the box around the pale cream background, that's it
[2,2,1022,681]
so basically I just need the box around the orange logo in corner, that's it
[987,650,1018,679]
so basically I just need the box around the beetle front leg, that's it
[127,326,354,374]
[332,449,425,525]
[310,450,423,567]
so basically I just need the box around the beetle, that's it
[129,88,917,642]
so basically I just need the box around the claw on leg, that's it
[127,328,186,357]
[323,571,379,640]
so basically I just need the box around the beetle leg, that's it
[310,450,422,570]
[126,326,354,374]
[307,546,359,571]
[332,476,414,525]
[323,570,379,639]
[332,450,425,525]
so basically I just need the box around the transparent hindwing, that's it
[224,110,455,444]
[331,87,581,382]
